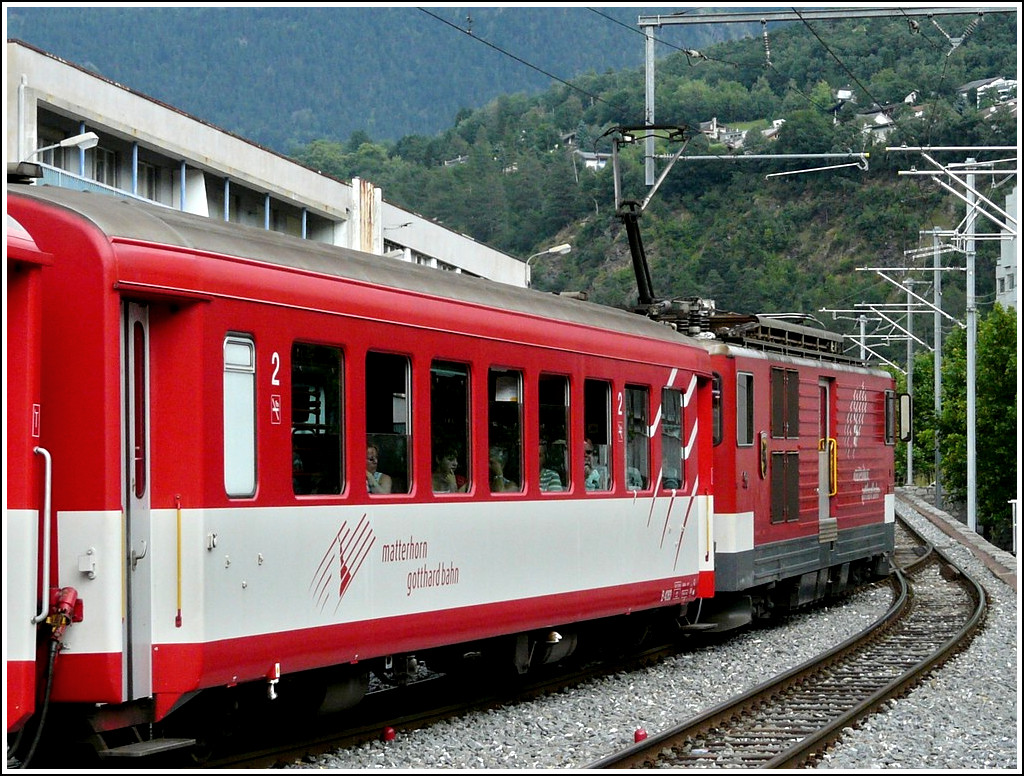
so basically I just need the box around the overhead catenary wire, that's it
[418,7,619,112]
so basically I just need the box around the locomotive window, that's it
[711,373,723,446]
[770,451,801,523]
[538,374,569,492]
[771,367,800,440]
[431,361,471,494]
[583,378,611,491]
[488,368,523,493]
[366,352,410,495]
[885,390,896,445]
[660,387,683,490]
[624,386,649,491]
[292,343,343,496]
[224,335,257,498]
[737,372,754,447]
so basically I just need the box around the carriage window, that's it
[584,378,611,491]
[660,387,683,490]
[431,361,471,494]
[538,374,569,492]
[366,352,410,495]
[224,335,256,497]
[624,386,649,490]
[488,368,523,493]
[737,372,754,446]
[771,367,800,439]
[132,321,148,499]
[292,343,343,495]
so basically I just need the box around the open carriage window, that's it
[624,385,650,490]
[660,387,683,490]
[431,361,471,494]
[292,343,343,495]
[488,368,523,493]
[366,351,410,494]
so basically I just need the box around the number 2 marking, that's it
[271,351,281,386]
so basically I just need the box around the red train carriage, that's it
[704,313,896,624]
[6,213,53,735]
[6,185,715,759]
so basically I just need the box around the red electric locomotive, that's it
[6,184,722,763]
[702,311,896,625]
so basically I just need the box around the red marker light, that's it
[382,726,396,742]
[634,728,648,743]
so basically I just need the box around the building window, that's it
[94,146,117,187]
[139,161,160,201]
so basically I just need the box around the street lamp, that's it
[526,243,572,287]
[27,131,99,159]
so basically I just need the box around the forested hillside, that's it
[5,5,761,149]
[288,10,1016,320]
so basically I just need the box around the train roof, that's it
[644,296,866,367]
[9,184,701,350]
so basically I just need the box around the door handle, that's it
[131,540,148,571]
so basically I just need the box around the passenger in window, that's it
[488,445,519,492]
[366,443,393,495]
[584,438,607,491]
[432,444,467,493]
[539,439,564,492]
[625,466,645,490]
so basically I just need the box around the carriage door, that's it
[124,302,153,700]
[817,378,838,543]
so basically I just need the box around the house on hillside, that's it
[980,96,1017,122]
[761,119,785,141]
[959,76,1018,109]
[855,105,898,142]
[574,150,610,171]
[699,117,748,149]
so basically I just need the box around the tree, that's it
[938,303,1017,550]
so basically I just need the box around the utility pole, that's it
[965,160,977,533]
[905,279,915,486]
[931,229,944,509]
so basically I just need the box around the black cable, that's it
[418,7,617,110]
[11,641,60,769]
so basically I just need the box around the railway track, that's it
[584,516,987,769]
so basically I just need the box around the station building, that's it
[5,39,529,287]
